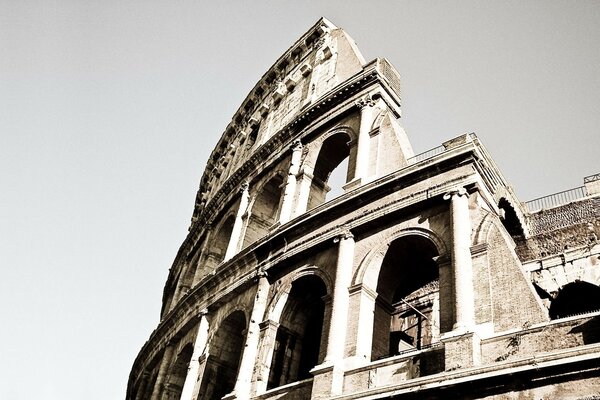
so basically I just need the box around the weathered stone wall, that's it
[487,225,548,331]
[518,197,600,261]
[481,314,600,364]
[528,198,599,235]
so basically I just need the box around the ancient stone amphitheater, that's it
[127,18,600,400]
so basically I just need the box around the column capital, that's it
[259,319,279,331]
[443,187,468,200]
[355,95,376,109]
[334,229,354,242]
[291,138,303,152]
[197,308,209,317]
[256,266,269,279]
[240,181,250,193]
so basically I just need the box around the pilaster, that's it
[231,270,270,399]
[149,344,174,400]
[225,182,250,261]
[443,188,475,331]
[279,140,303,224]
[312,230,355,398]
[179,310,209,400]
[352,95,376,185]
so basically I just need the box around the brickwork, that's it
[487,226,547,331]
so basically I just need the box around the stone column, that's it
[353,96,376,183]
[233,270,270,399]
[347,283,377,366]
[252,319,280,394]
[224,182,250,261]
[133,372,149,400]
[443,188,475,331]
[312,231,355,399]
[150,344,174,400]
[179,311,210,400]
[279,139,303,224]
[324,230,355,363]
[294,166,314,217]
[192,226,213,286]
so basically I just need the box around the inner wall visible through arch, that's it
[372,235,440,360]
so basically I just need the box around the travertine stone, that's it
[128,18,600,400]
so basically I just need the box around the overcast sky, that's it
[1,1,599,399]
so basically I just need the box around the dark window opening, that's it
[549,281,600,319]
[248,124,260,148]
[498,198,525,239]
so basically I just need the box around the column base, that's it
[222,391,242,400]
[342,178,363,192]
[441,330,481,371]
[310,363,345,399]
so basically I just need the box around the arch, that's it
[473,210,498,246]
[267,266,334,323]
[163,342,194,399]
[369,234,441,360]
[498,197,525,239]
[242,171,285,248]
[353,227,448,290]
[204,212,237,272]
[267,274,328,389]
[308,131,352,209]
[198,310,247,400]
[369,107,387,132]
[549,281,600,319]
[302,126,358,168]
[301,128,357,210]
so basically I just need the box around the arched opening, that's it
[498,198,525,239]
[372,235,440,360]
[163,343,194,399]
[205,214,236,272]
[243,174,285,248]
[198,311,246,400]
[268,275,327,389]
[549,281,600,319]
[308,132,352,210]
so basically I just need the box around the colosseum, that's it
[127,18,600,400]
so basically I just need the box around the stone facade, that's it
[127,18,600,400]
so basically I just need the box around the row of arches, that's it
[138,233,446,399]
[141,219,596,399]
[203,130,353,269]
[165,129,359,313]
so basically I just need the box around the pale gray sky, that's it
[1,1,599,399]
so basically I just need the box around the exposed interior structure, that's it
[128,18,600,400]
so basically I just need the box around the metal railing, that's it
[525,186,587,212]
[584,173,600,184]
[407,145,446,164]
